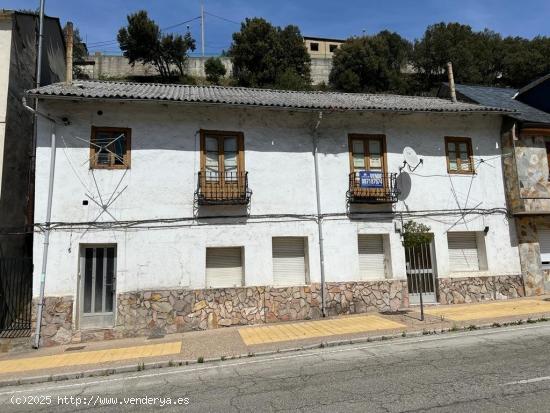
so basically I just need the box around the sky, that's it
[4,0,550,56]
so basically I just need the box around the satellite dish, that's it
[401,146,423,172]
[403,147,419,166]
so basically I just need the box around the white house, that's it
[26,81,523,346]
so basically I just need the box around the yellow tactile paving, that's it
[424,299,550,321]
[238,315,405,345]
[0,341,181,374]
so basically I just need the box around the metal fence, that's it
[195,171,252,205]
[347,172,399,204]
[405,242,436,320]
[0,257,33,337]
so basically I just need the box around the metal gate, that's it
[0,258,33,337]
[406,242,437,304]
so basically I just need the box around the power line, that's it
[204,11,240,25]
[87,16,201,47]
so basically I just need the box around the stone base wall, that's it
[438,274,524,305]
[34,280,408,347]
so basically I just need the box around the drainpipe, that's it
[312,111,327,317]
[33,124,56,349]
[22,96,57,349]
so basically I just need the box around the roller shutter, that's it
[358,234,385,279]
[272,237,307,286]
[206,247,243,288]
[538,229,550,267]
[448,232,479,271]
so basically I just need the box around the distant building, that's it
[303,36,345,59]
[0,10,65,257]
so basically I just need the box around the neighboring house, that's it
[439,78,550,295]
[26,81,522,346]
[303,36,344,58]
[0,10,65,257]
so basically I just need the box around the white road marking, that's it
[1,322,549,396]
[503,376,550,386]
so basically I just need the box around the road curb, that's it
[0,316,548,389]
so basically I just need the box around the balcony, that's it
[347,171,399,204]
[195,171,252,206]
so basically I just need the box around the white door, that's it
[80,246,116,329]
[448,232,479,271]
[206,247,243,288]
[538,229,550,269]
[358,234,385,279]
[272,237,307,286]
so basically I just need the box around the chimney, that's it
[65,21,74,83]
[447,62,457,103]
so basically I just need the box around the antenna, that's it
[400,146,423,173]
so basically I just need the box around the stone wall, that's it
[438,274,524,305]
[34,280,408,346]
[78,54,333,85]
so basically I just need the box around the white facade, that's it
[33,100,521,300]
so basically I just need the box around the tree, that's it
[118,10,196,81]
[500,36,550,87]
[204,57,227,84]
[229,18,311,89]
[329,31,412,93]
[63,24,89,79]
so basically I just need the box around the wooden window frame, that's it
[90,126,131,170]
[445,136,474,175]
[348,134,388,174]
[200,130,245,180]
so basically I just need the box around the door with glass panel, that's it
[201,130,244,201]
[79,246,116,329]
[349,134,386,197]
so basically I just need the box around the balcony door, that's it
[200,130,244,201]
[349,134,387,198]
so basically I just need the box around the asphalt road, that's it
[2,323,550,412]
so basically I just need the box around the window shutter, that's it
[358,234,385,279]
[448,232,479,271]
[206,247,243,288]
[272,237,307,286]
[538,229,550,265]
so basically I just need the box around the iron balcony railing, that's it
[195,171,252,205]
[347,171,399,204]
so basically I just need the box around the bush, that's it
[205,57,227,84]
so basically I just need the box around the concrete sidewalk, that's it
[1,295,550,387]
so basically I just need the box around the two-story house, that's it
[26,81,522,346]
[439,77,550,296]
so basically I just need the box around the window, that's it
[447,232,481,271]
[349,134,386,173]
[206,247,243,288]
[90,127,131,169]
[310,42,319,51]
[358,234,386,279]
[272,237,308,286]
[200,130,244,182]
[329,44,338,52]
[445,137,473,174]
[539,229,550,269]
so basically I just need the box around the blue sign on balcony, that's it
[359,170,383,188]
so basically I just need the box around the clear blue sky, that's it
[5,0,550,55]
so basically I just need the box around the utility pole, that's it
[200,0,205,56]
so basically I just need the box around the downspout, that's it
[33,124,56,349]
[312,111,327,317]
[23,96,57,349]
